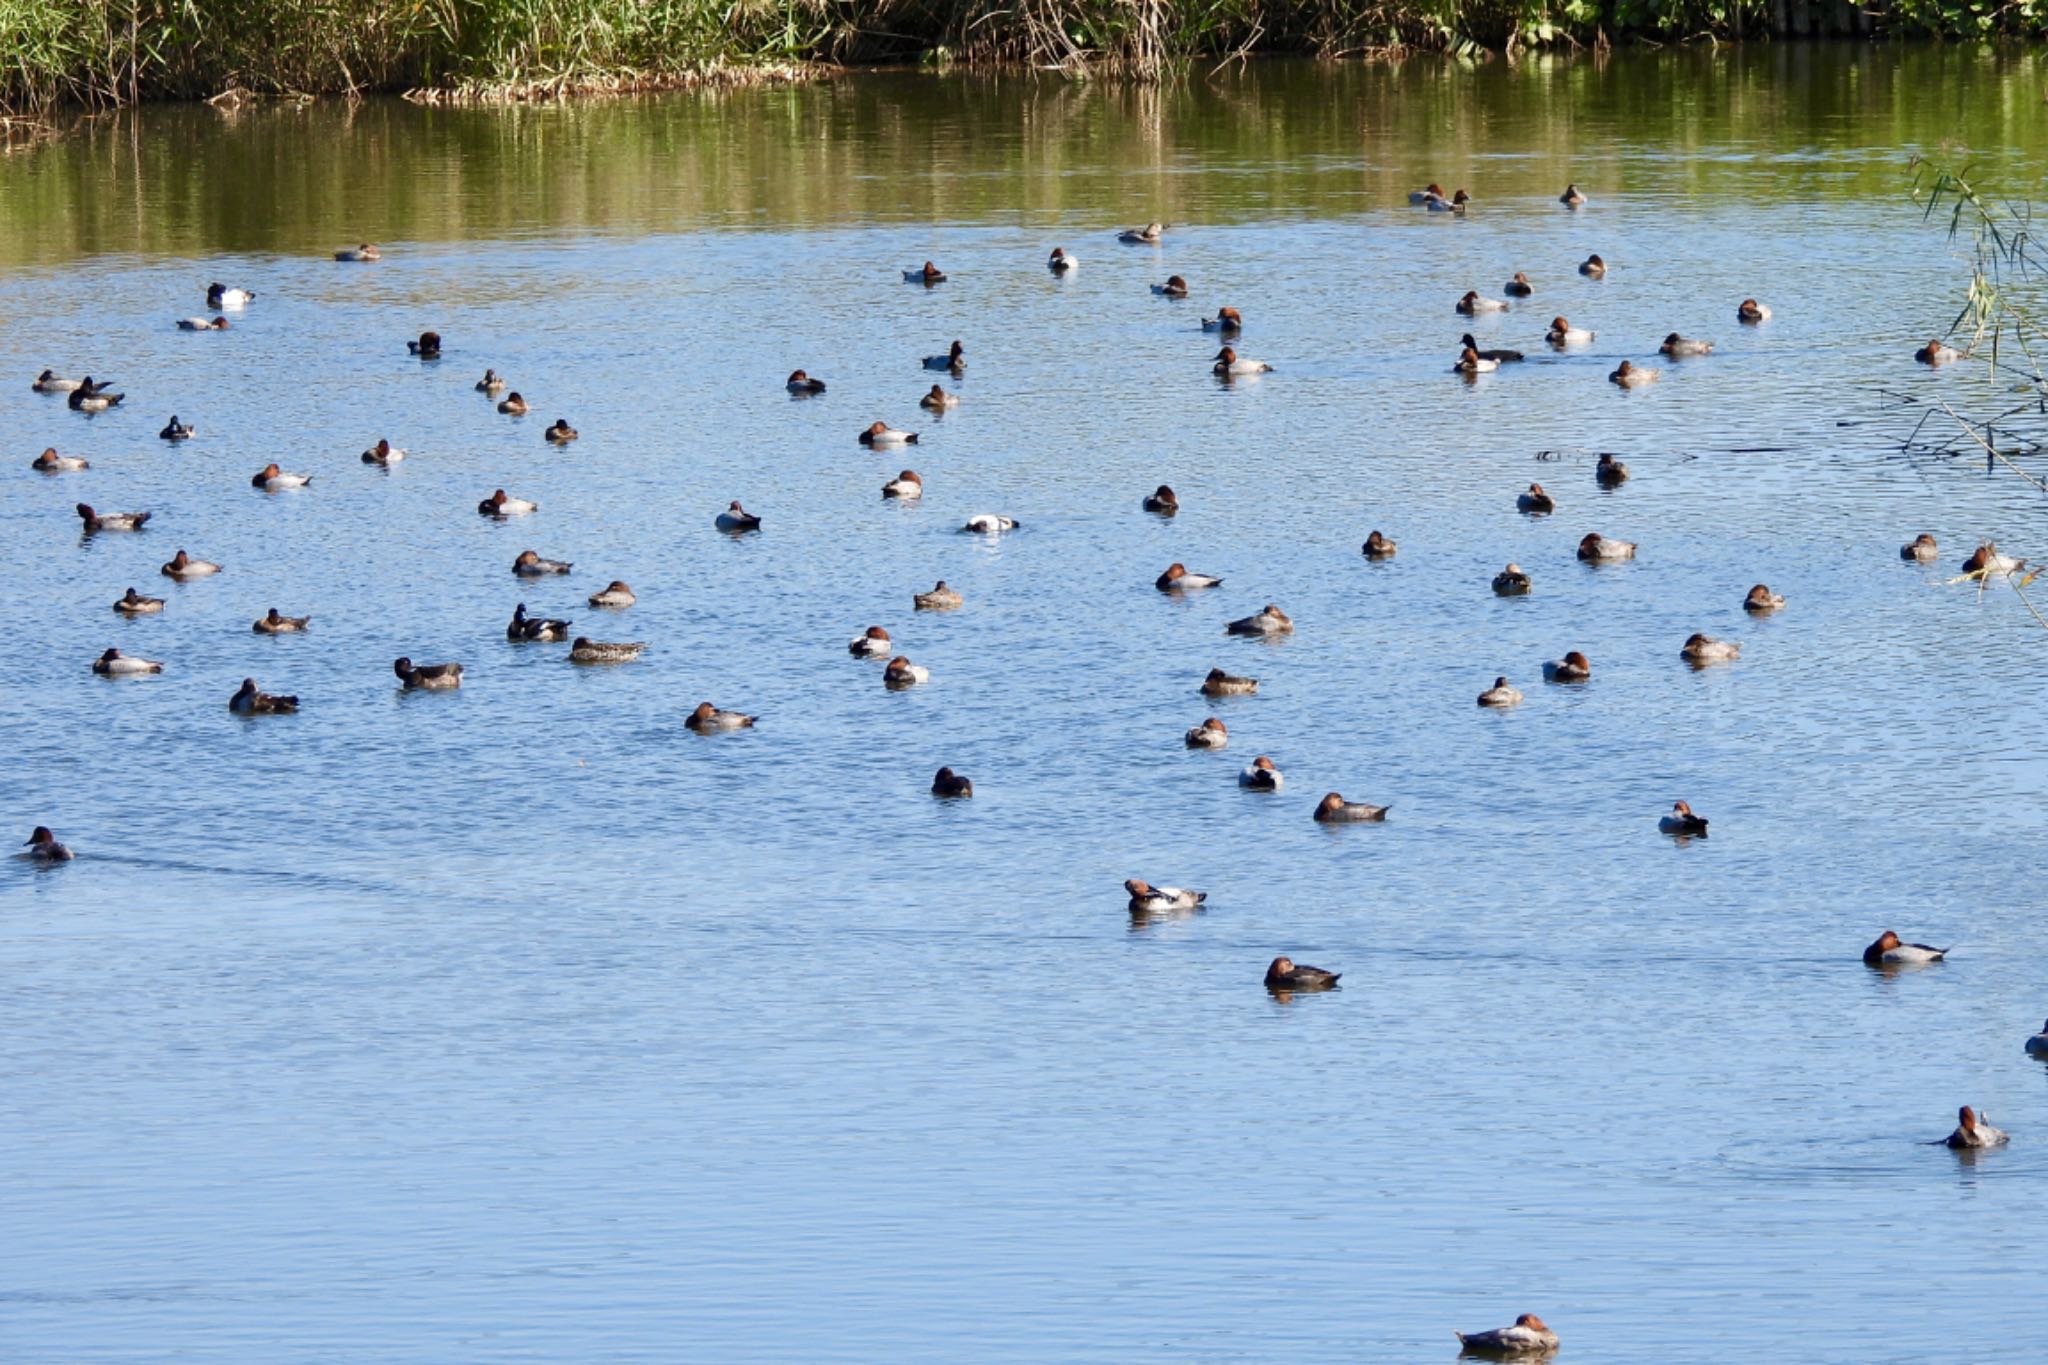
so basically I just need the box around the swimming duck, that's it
[1658,800,1708,836]
[1738,298,1772,323]
[33,447,87,472]
[1144,485,1179,515]
[476,369,506,395]
[914,581,963,610]
[884,655,929,688]
[1945,1106,2008,1149]
[904,261,946,283]
[1901,533,1940,562]
[1610,360,1660,387]
[360,439,406,465]
[1517,483,1554,514]
[1117,222,1166,244]
[1265,956,1341,989]
[1560,183,1587,207]
[1505,272,1534,297]
[545,419,578,444]
[923,341,965,371]
[229,678,298,714]
[1213,347,1272,375]
[1492,563,1531,595]
[569,637,646,664]
[1202,308,1243,332]
[1457,290,1508,315]
[68,385,123,412]
[33,370,100,393]
[253,608,310,633]
[334,244,381,262]
[1579,254,1606,278]
[512,549,572,576]
[22,826,73,861]
[1595,453,1630,486]
[1157,563,1222,591]
[1962,543,2023,577]
[1124,879,1204,913]
[859,421,919,447]
[159,415,194,441]
[1917,339,1964,365]
[1362,530,1397,559]
[1238,756,1283,791]
[962,514,1019,533]
[1460,334,1524,363]
[1454,346,1499,375]
[1457,1313,1559,1356]
[1227,604,1293,636]
[715,501,762,533]
[1478,676,1524,707]
[407,331,440,358]
[507,603,572,641]
[1660,332,1714,357]
[882,470,923,500]
[479,489,538,517]
[176,315,230,331]
[920,385,959,410]
[251,463,312,490]
[1744,584,1786,613]
[1577,532,1636,561]
[1427,189,1470,214]
[93,647,162,676]
[1543,651,1591,683]
[1152,275,1189,297]
[686,701,756,732]
[588,581,636,608]
[1408,183,1447,205]
[850,627,891,657]
[1862,930,1950,967]
[2025,1020,2048,1056]
[1313,792,1388,822]
[1546,317,1594,345]
[497,392,529,415]
[1201,667,1257,696]
[160,550,221,578]
[1184,717,1228,749]
[78,503,149,533]
[930,767,973,797]
[1048,247,1077,273]
[394,657,463,689]
[1681,633,1741,664]
[114,587,164,614]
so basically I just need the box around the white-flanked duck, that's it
[1457,290,1508,315]
[476,369,506,395]
[904,261,946,284]
[1610,361,1660,388]
[1661,332,1714,357]
[334,244,381,262]
[1681,633,1741,665]
[920,385,959,410]
[253,608,310,634]
[1144,485,1178,515]
[479,489,538,517]
[1238,755,1282,791]
[176,315,230,331]
[1362,530,1397,559]
[686,701,756,732]
[92,647,162,676]
[1201,667,1257,696]
[1213,347,1272,375]
[1492,564,1531,596]
[1478,676,1523,707]
[859,421,919,447]
[914,581,963,610]
[1184,717,1228,749]
[360,439,406,465]
[23,826,73,861]
[883,655,929,689]
[1546,316,1594,346]
[922,341,965,371]
[1863,930,1950,967]
[229,678,297,714]
[715,501,762,533]
[1454,346,1499,375]
[1962,543,2024,577]
[1457,1312,1559,1356]
[1157,563,1222,592]
[1117,222,1166,244]
[160,415,194,441]
[1744,584,1786,613]
[1577,532,1636,561]
[507,603,571,641]
[251,463,312,490]
[512,549,571,576]
[963,514,1019,534]
[1202,308,1242,333]
[931,767,973,797]
[1408,182,1447,205]
[208,283,255,308]
[569,637,645,664]
[1579,254,1606,277]
[882,470,923,500]
[33,447,88,472]
[545,419,578,444]
[407,331,440,357]
[1945,1106,2008,1149]
[1543,651,1591,683]
[1917,339,1964,365]
[1314,792,1388,823]
[1047,247,1077,273]
[1517,483,1554,514]
[69,384,123,412]
[588,581,636,608]
[1227,604,1293,637]
[1124,879,1203,913]
[849,626,891,658]
[1265,956,1341,990]
[113,587,164,614]
[34,370,103,393]
[1152,274,1189,298]
[1739,298,1772,323]
[1901,533,1940,562]
[394,657,463,690]
[161,550,220,578]
[1658,800,1708,836]
[1596,453,1630,486]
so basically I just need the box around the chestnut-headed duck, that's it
[1560,183,1587,206]
[1901,533,1940,562]
[1862,930,1949,967]
[1744,584,1785,613]
[1265,956,1340,989]
[1738,298,1772,323]
[920,385,959,411]
[1144,485,1179,515]
[1610,361,1659,387]
[1577,532,1636,561]
[1658,800,1708,836]
[922,341,965,371]
[34,370,97,393]
[1595,453,1630,486]
[1314,792,1388,823]
[1117,222,1166,244]
[884,655,929,688]
[882,470,923,500]
[497,392,529,415]
[23,826,73,861]
[1456,1313,1559,1356]
[1505,272,1534,297]
[1460,334,1524,363]
[507,603,572,641]
[1239,755,1283,791]
[780,369,827,397]
[1362,530,1397,559]
[361,439,406,465]
[686,701,756,731]
[1478,676,1524,707]
[715,501,762,532]
[394,656,462,689]
[159,415,193,441]
[1124,879,1203,913]
[334,244,381,261]
[69,385,123,412]
[1454,346,1499,375]
[195,283,245,310]
[78,503,149,532]
[1543,651,1591,683]
[33,447,87,472]
[176,315,230,331]
[931,766,973,796]
[1962,542,2023,577]
[545,419,578,444]
[1227,604,1293,636]
[1048,247,1077,272]
[2025,1020,2048,1056]
[479,489,538,517]
[93,647,162,676]
[1213,347,1272,375]
[1185,716,1228,749]
[569,637,646,664]
[1458,290,1508,315]
[914,581,963,610]
[512,549,572,576]
[1579,254,1606,277]
[1408,183,1447,205]
[904,261,946,283]
[589,581,636,608]
[476,368,506,394]
[230,677,297,713]
[1546,317,1594,345]
[161,550,221,578]
[859,421,919,447]
[1202,308,1242,332]
[114,587,164,614]
[251,463,312,490]
[1427,189,1470,213]
[1492,563,1531,595]
[1945,1106,2008,1149]
[962,514,1019,533]
[1517,483,1554,514]
[849,626,891,658]
[1917,339,1963,365]
[253,608,310,634]
[1201,667,1257,696]
[1152,275,1189,297]
[1660,332,1714,357]
[1681,633,1741,664]
[408,331,441,357]
[1157,563,1223,591]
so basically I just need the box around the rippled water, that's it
[6,47,2048,1362]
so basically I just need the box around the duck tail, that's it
[906,433,920,444]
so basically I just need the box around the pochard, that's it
[686,702,757,732]
[1962,543,2023,577]
[882,470,923,499]
[849,626,891,657]
[1157,563,1222,591]
[1202,308,1242,332]
[1314,792,1388,822]
[1744,584,1785,613]
[1577,532,1636,561]
[511,549,572,576]
[1546,317,1593,345]
[160,550,221,578]
[931,767,973,797]
[251,463,311,490]
[253,608,310,633]
[1454,346,1499,375]
[1456,1313,1559,1355]
[176,315,229,331]
[1610,361,1660,387]
[1505,272,1534,297]
[1738,298,1772,323]
[1458,290,1508,315]
[77,504,148,533]
[1184,717,1228,749]
[1901,533,1940,562]
[479,490,537,517]
[962,514,1019,533]
[904,261,946,283]
[1862,931,1949,967]
[23,826,73,861]
[1048,247,1078,273]
[1658,800,1709,836]
[1152,275,1189,297]
[1945,1106,2008,1149]
[1517,483,1554,514]
[1124,879,1204,913]
[786,369,826,395]
[920,385,959,410]
[883,656,929,688]
[1238,755,1283,791]
[1917,339,1964,365]
[1542,651,1591,683]
[93,647,162,676]
[715,501,761,532]
[229,678,297,713]
[407,331,440,357]
[1362,530,1397,559]
[859,421,919,446]
[1681,633,1741,664]
[1265,957,1341,989]
[394,657,463,689]
[33,448,87,472]
[360,439,406,465]
[1660,332,1714,357]
[1213,347,1272,375]
[1143,485,1179,515]
[1227,604,1293,636]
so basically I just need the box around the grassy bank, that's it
[2,0,2045,110]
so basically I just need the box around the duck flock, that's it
[15,182,2043,1356]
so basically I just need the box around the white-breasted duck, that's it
[1048,247,1078,273]
[1202,308,1242,332]
[963,514,1018,533]
[1238,756,1282,791]
[1457,290,1509,315]
[1945,1106,2008,1149]
[1738,298,1772,323]
[1744,584,1785,613]
[1863,931,1950,967]
[1124,879,1204,913]
[251,463,311,490]
[859,421,919,446]
[920,385,959,410]
[1184,717,1228,749]
[882,470,923,500]
[1213,347,1272,375]
[176,315,230,331]
[360,439,406,465]
[1151,275,1189,297]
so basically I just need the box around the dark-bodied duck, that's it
[1265,956,1341,989]
[361,439,406,465]
[1517,483,1554,514]
[2025,1020,2048,1057]
[1945,1106,2008,1149]
[1546,316,1594,346]
[930,767,973,796]
[394,657,462,690]
[849,626,891,658]
[882,470,922,500]
[1143,485,1179,515]
[569,637,646,664]
[253,608,310,634]
[1117,222,1166,244]
[334,244,381,261]
[1578,254,1606,278]
[507,603,572,642]
[1744,584,1785,613]
[1227,604,1293,636]
[859,421,919,447]
[883,656,929,688]
[903,260,946,284]
[919,385,959,411]
[1157,563,1222,592]
[1151,275,1189,297]
[1863,930,1950,967]
[1213,347,1272,375]
[922,340,965,372]
[160,550,220,578]
[1492,563,1531,595]
[1578,532,1636,562]
[1314,792,1388,823]
[229,678,297,714]
[1460,333,1524,363]
[93,647,162,676]
[588,581,636,609]
[407,331,440,357]
[1427,189,1470,214]
[1660,332,1714,357]
[1543,650,1591,683]
[1478,676,1524,707]
[1238,755,1283,791]
[686,701,756,732]
[1901,533,1940,562]
[1658,800,1708,836]
[1125,879,1204,913]
[1738,298,1772,323]
[207,283,253,309]
[23,826,73,861]
[1201,667,1257,696]
[479,489,538,517]
[1047,247,1078,273]
[545,419,578,444]
[1184,717,1228,749]
[1681,632,1741,665]
[914,581,963,611]
[176,315,230,331]
[33,447,87,472]
[78,503,148,533]
[1595,453,1630,487]
[1560,183,1587,206]
[1504,272,1534,297]
[512,549,571,576]
[251,463,312,490]
[1202,307,1242,333]
[1457,290,1508,315]
[160,415,194,441]
[1457,1312,1559,1356]
[476,369,506,395]
[1362,530,1397,559]
[715,501,762,532]
[113,587,164,615]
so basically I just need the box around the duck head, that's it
[1123,878,1153,898]
[1563,651,1590,670]
[1315,794,1345,817]
[864,627,890,643]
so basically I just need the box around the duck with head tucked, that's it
[1157,563,1222,592]
[1579,254,1606,278]
[589,581,636,608]
[1362,530,1397,559]
[1478,676,1523,708]
[1962,543,2024,577]
[545,419,578,444]
[1124,879,1204,913]
[507,603,572,642]
[786,369,826,395]
[1492,563,1530,595]
[1314,792,1387,823]
[859,421,919,447]
[1661,332,1714,357]
[962,514,1018,534]
[1945,1106,2008,1149]
[93,647,162,676]
[160,415,194,441]
[1863,930,1949,967]
[114,587,164,614]
[914,581,963,611]
[1595,453,1630,487]
[1738,298,1772,323]
[1202,667,1257,696]
[882,470,923,500]
[1917,338,1964,365]
[1457,290,1508,315]
[176,315,230,331]
[497,392,529,415]
[1408,183,1447,205]
[904,261,946,283]
[1238,755,1283,791]
[1577,532,1636,561]
[1427,189,1470,214]
[334,244,381,262]
[1144,485,1179,515]
[1609,360,1659,388]
[23,826,74,861]
[686,701,756,732]
[923,341,965,371]
[476,368,505,395]
[1681,633,1741,665]
[569,637,646,664]
[931,767,973,797]
[1546,316,1593,346]
[394,657,462,690]
[1457,1312,1559,1356]
[884,656,929,689]
[251,463,312,490]
[161,550,221,578]
[920,385,959,411]
[1152,275,1189,297]
[1504,272,1534,297]
[1542,650,1590,683]
[1117,222,1166,244]
[849,625,894,658]
[1213,347,1272,375]
[1560,183,1587,206]
[1744,584,1785,613]
[361,439,406,465]
[1202,307,1242,333]
[1265,956,1341,990]
[69,384,123,412]
[1658,800,1709,836]
[479,489,538,517]
[715,501,762,533]
[33,370,99,393]
[1517,483,1555,515]
[1047,247,1077,273]
[33,447,87,472]
[253,608,310,634]
[407,331,441,357]
[1227,604,1293,637]
[1901,532,1940,562]
[229,678,297,714]
[512,549,571,576]
[1184,716,1228,749]
[2025,1020,2048,1057]
[78,503,149,533]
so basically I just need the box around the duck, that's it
[1744,584,1786,613]
[77,503,149,533]
[1407,183,1447,205]
[476,369,506,395]
[1314,792,1388,823]
[1901,532,1940,562]
[1517,483,1555,514]
[22,826,73,862]
[859,421,919,447]
[1202,308,1243,333]
[1227,604,1293,636]
[1945,1106,2008,1149]
[1682,633,1741,664]
[1047,247,1078,273]
[1962,543,2023,577]
[68,385,123,412]
[229,678,298,713]
[1917,339,1964,365]
[1579,254,1606,278]
[686,701,756,732]
[2025,1020,2048,1056]
[406,331,441,357]
[160,550,221,578]
[1124,879,1203,913]
[849,626,892,658]
[919,385,959,410]
[92,647,162,676]
[922,341,965,371]
[1157,563,1223,591]
[1117,222,1166,244]
[1427,189,1470,214]
[113,587,164,615]
[904,261,946,283]
[882,470,923,500]
[1660,332,1714,357]
[914,581,963,610]
[1454,347,1499,375]
[1492,563,1531,595]
[479,489,538,517]
[1460,333,1524,363]
[1362,530,1397,559]
[512,549,572,576]
[334,244,381,261]
[1238,756,1283,791]
[1658,800,1709,836]
[1546,317,1594,345]
[1862,930,1950,967]
[159,415,194,441]
[931,767,973,796]
[1595,453,1630,487]
[1560,183,1587,206]
[507,603,572,641]
[715,501,762,532]
[569,637,646,664]
[1577,532,1636,561]
[251,463,312,490]
[1542,651,1591,683]
[176,315,230,331]
[360,439,406,465]
[32,447,87,472]
[962,514,1019,534]
[1184,717,1228,749]
[253,608,310,634]
[545,419,578,444]
[1478,676,1524,707]
[1265,956,1341,990]
[497,392,529,415]
[394,657,463,690]
[1738,298,1772,323]
[1213,347,1272,375]
[33,370,99,393]
[1201,667,1257,696]
[1457,290,1508,315]
[1610,360,1660,387]
[1504,271,1534,297]
[1456,1313,1559,1356]
[1144,485,1179,515]
[588,581,636,608]
[883,656,929,689]
[1151,275,1189,297]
